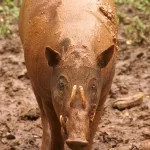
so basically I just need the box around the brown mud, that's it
[0,4,150,150]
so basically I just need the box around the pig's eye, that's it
[58,76,66,91]
[89,79,97,94]
[90,84,97,94]
[91,84,97,91]
[59,82,64,90]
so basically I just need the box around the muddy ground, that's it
[0,3,150,150]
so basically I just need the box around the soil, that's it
[0,4,150,150]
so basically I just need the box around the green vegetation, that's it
[0,0,150,44]
[115,0,150,44]
[115,0,150,14]
[0,0,20,36]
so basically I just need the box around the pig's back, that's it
[19,0,117,97]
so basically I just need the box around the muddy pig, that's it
[19,0,118,150]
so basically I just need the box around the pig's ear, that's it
[45,47,61,67]
[97,45,114,68]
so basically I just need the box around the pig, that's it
[19,0,118,150]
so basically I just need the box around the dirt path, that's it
[0,5,150,150]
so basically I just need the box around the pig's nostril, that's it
[66,139,88,149]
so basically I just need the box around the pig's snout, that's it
[66,139,88,149]
[64,110,89,149]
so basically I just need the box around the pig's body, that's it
[19,0,117,150]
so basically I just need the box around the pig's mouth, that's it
[66,139,89,150]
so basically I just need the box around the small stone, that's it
[6,134,16,140]
[140,140,150,150]
[1,138,7,144]
[17,69,29,79]
[10,146,21,150]
[21,107,40,121]
[142,128,150,138]
[136,52,144,58]
[126,40,133,45]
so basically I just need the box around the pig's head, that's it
[45,42,115,149]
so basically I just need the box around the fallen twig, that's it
[112,92,144,110]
